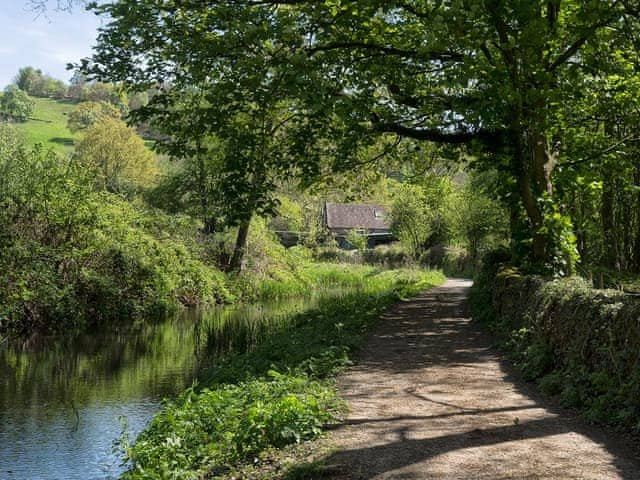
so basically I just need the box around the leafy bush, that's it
[73,116,158,194]
[123,375,336,480]
[345,228,367,251]
[363,244,413,267]
[1,85,35,121]
[313,245,362,264]
[0,131,233,337]
[390,177,456,258]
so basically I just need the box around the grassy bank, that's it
[120,268,445,479]
[471,252,640,433]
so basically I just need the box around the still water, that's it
[0,295,325,479]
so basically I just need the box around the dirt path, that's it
[313,279,640,479]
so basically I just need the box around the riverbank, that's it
[119,268,445,479]
[0,191,378,341]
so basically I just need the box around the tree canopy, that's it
[67,101,121,132]
[73,116,158,194]
[83,0,640,273]
[1,85,35,121]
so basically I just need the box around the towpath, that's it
[312,279,640,479]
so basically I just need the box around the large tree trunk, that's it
[513,128,556,264]
[633,164,640,272]
[601,174,620,271]
[229,217,251,272]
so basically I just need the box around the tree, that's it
[345,228,368,252]
[68,70,89,100]
[84,0,640,273]
[67,101,121,132]
[83,2,329,270]
[34,76,67,99]
[73,116,158,194]
[1,85,35,121]
[390,178,455,258]
[14,66,42,92]
[83,82,128,111]
[13,67,68,98]
[455,174,509,261]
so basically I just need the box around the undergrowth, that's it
[119,268,445,479]
[471,250,640,433]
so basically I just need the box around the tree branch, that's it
[562,135,640,167]
[307,42,463,61]
[373,119,501,145]
[396,2,436,19]
[547,17,616,71]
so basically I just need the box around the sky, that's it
[0,2,103,88]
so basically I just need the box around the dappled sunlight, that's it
[296,280,640,480]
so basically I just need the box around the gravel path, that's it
[314,279,640,479]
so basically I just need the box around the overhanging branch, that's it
[307,42,463,61]
[373,120,501,145]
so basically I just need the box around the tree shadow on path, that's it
[286,280,640,480]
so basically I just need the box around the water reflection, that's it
[0,291,339,480]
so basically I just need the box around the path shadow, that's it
[287,280,640,479]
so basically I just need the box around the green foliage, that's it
[453,173,509,261]
[0,128,234,337]
[440,247,474,278]
[345,229,367,252]
[83,82,127,109]
[73,116,158,194]
[13,66,68,99]
[363,244,412,268]
[537,195,579,276]
[67,101,121,132]
[14,66,42,93]
[84,0,640,270]
[1,85,35,121]
[472,254,640,432]
[390,177,455,258]
[120,268,445,478]
[122,376,336,479]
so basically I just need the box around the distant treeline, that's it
[11,66,149,111]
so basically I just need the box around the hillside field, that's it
[14,97,80,153]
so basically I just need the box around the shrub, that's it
[363,244,413,268]
[1,85,35,121]
[73,116,158,194]
[0,153,233,338]
[345,228,367,251]
[123,375,337,480]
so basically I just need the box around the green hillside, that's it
[15,97,80,153]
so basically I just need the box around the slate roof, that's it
[324,202,391,233]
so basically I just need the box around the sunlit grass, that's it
[13,97,80,153]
